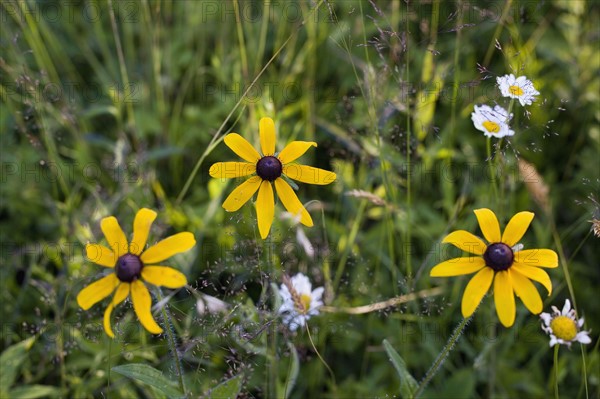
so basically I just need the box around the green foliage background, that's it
[1,0,598,398]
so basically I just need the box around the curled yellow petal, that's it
[430,257,486,277]
[278,141,317,164]
[494,271,515,327]
[100,216,128,257]
[142,266,187,289]
[510,269,542,314]
[85,243,116,267]
[256,180,275,239]
[209,162,256,179]
[461,267,494,317]
[140,232,196,264]
[474,208,501,243]
[442,230,487,255]
[259,117,276,156]
[224,133,261,163]
[103,283,130,338]
[130,208,157,255]
[274,178,313,227]
[501,211,534,247]
[77,273,119,310]
[131,280,163,334]
[511,263,552,294]
[283,165,336,185]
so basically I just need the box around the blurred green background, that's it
[1,0,598,398]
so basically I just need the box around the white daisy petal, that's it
[540,299,592,347]
[471,104,515,138]
[496,74,539,106]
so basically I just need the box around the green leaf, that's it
[383,339,419,399]
[207,374,243,399]
[283,343,300,398]
[9,385,59,399]
[111,364,183,399]
[0,336,36,392]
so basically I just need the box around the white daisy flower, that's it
[497,74,540,106]
[471,104,515,138]
[278,273,324,331]
[540,299,592,348]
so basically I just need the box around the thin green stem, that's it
[405,1,412,280]
[553,344,560,399]
[156,288,186,396]
[486,137,498,204]
[413,314,474,398]
[305,323,337,391]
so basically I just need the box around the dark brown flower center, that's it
[256,156,282,181]
[483,243,514,271]
[116,253,143,282]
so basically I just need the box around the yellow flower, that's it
[430,208,558,327]
[77,208,196,338]
[209,117,336,239]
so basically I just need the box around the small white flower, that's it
[278,273,324,331]
[196,294,229,315]
[497,74,540,106]
[540,299,592,348]
[471,104,515,138]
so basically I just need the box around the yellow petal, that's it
[209,162,256,179]
[131,280,163,334]
[474,208,501,243]
[494,271,516,327]
[142,266,187,288]
[140,232,196,264]
[461,267,494,317]
[224,133,261,163]
[501,211,534,246]
[222,176,262,212]
[509,269,542,314]
[130,208,157,255]
[100,216,129,257]
[430,257,486,277]
[513,249,558,268]
[259,117,276,156]
[274,178,313,227]
[442,230,487,255]
[77,273,119,310]
[278,141,317,164]
[103,283,130,338]
[511,263,552,294]
[86,243,116,267]
[283,165,337,185]
[256,180,275,239]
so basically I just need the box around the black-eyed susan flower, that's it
[540,299,591,348]
[497,74,539,106]
[471,105,515,138]
[77,208,196,338]
[279,273,324,331]
[209,117,336,239]
[430,208,558,327]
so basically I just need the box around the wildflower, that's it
[540,299,591,347]
[497,74,539,106]
[279,273,324,331]
[77,208,196,338]
[430,208,558,327]
[471,105,515,138]
[209,117,336,239]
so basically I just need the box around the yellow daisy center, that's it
[550,316,577,341]
[298,293,312,314]
[256,156,282,181]
[116,253,143,282]
[509,85,524,96]
[482,121,500,133]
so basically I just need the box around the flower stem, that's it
[486,137,498,204]
[413,314,473,398]
[156,288,186,396]
[554,344,560,399]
